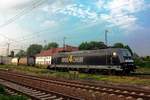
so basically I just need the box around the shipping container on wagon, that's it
[36,56,51,65]
[0,56,3,64]
[18,57,27,65]
[11,57,19,65]
[35,56,51,68]
[0,56,12,65]
[18,57,35,66]
[3,57,12,65]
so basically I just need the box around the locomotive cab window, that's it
[121,49,132,60]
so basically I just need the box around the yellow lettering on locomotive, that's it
[68,55,74,63]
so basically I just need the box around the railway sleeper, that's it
[0,79,69,100]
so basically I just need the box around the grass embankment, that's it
[0,65,150,86]
[0,85,27,100]
[135,60,150,68]
[136,67,150,73]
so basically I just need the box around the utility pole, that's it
[105,30,108,46]
[44,40,47,49]
[44,40,47,45]
[105,30,108,65]
[7,43,10,57]
[63,37,66,51]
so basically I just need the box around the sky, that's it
[0,0,149,56]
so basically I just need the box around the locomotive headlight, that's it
[113,52,117,57]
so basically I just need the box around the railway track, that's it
[0,73,81,100]
[0,79,72,100]
[0,70,149,100]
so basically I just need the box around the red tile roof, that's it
[36,45,78,57]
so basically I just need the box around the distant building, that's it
[35,45,78,66]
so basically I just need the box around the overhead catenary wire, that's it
[0,0,130,42]
[0,0,48,29]
[0,0,48,45]
[0,13,130,48]
[0,1,134,54]
[0,0,48,44]
[0,0,132,41]
[0,0,48,54]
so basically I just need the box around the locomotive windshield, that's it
[121,49,132,60]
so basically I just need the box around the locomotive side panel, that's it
[60,56,84,65]
[53,51,121,66]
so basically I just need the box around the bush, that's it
[0,85,5,94]
[134,59,150,68]
[143,62,150,67]
[8,95,28,100]
[0,95,27,100]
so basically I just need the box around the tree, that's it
[9,51,14,57]
[27,44,43,56]
[146,56,150,61]
[79,41,107,50]
[79,42,89,50]
[113,43,124,48]
[15,50,26,57]
[43,42,58,50]
[142,56,150,61]
[89,41,107,49]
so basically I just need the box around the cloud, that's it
[41,0,73,14]
[58,4,99,22]
[97,0,146,30]
[40,0,147,27]
[96,0,106,9]
[0,0,32,10]
[41,20,57,28]
[41,1,99,23]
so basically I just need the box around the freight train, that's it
[0,48,136,74]
[18,57,35,66]
[49,48,136,74]
[1,56,42,66]
[11,56,35,66]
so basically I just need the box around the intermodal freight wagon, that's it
[0,56,12,65]
[18,57,35,66]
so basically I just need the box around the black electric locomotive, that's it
[49,48,136,74]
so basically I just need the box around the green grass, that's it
[0,95,27,100]
[136,67,150,73]
[0,85,5,94]
[0,65,150,86]
[135,59,150,68]
[78,73,150,85]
